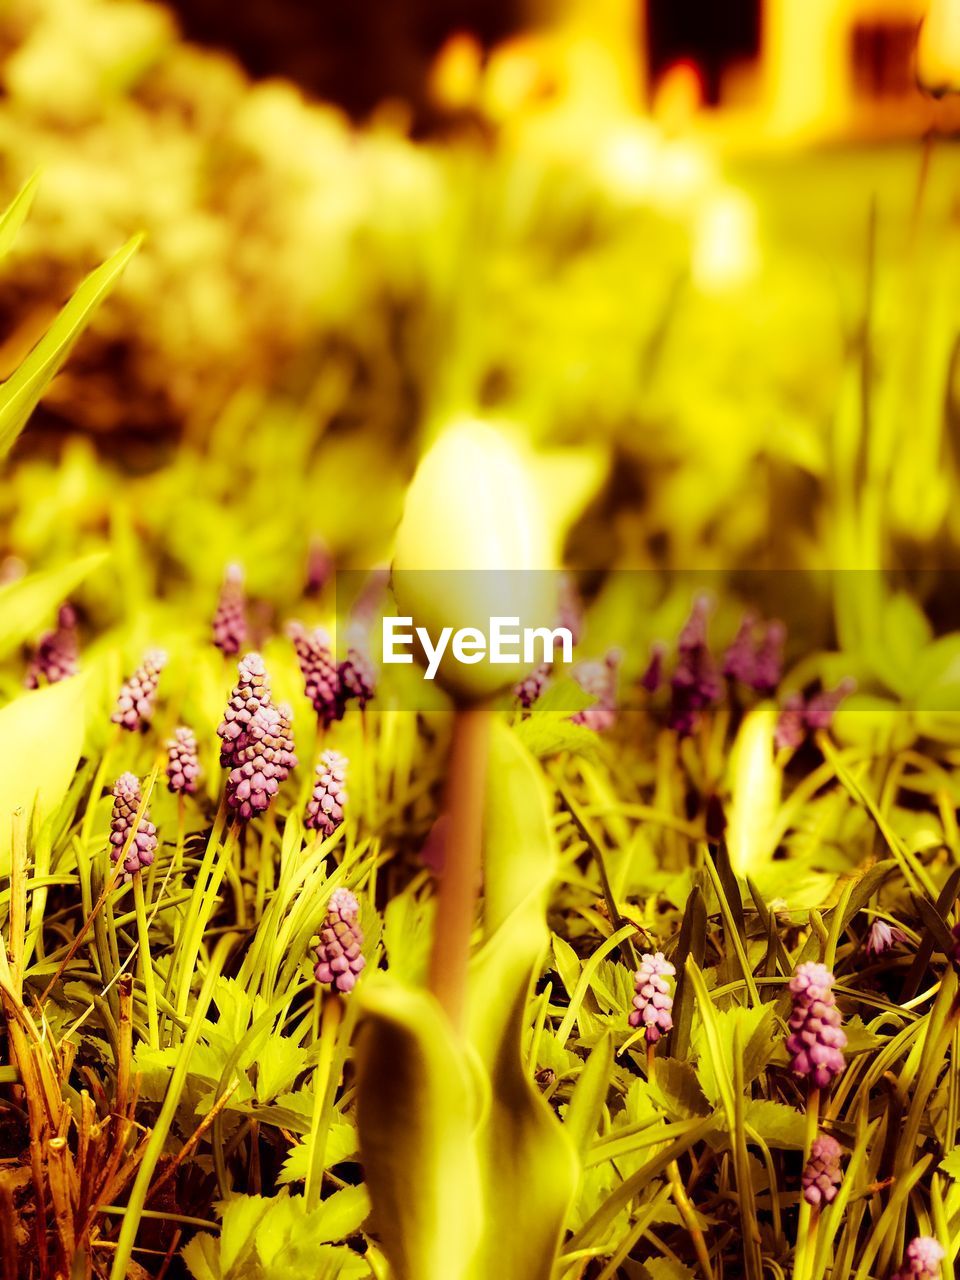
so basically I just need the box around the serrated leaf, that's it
[647,1057,710,1119]
[256,1038,309,1103]
[312,1185,371,1243]
[533,677,595,716]
[693,1005,775,1107]
[741,1100,806,1149]
[939,1148,960,1179]
[278,1123,358,1183]
[382,892,435,986]
[515,714,598,759]
[645,1257,696,1280]
[0,234,142,459]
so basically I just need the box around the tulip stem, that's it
[427,704,491,1032]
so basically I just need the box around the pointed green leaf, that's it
[0,233,142,459]
[0,173,39,262]
[0,552,107,660]
[566,1033,614,1159]
[354,977,482,1280]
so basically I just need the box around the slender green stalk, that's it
[305,990,343,1212]
[132,871,159,1049]
[427,704,491,1031]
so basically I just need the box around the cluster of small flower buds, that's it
[786,962,847,1089]
[338,643,376,712]
[166,726,200,795]
[865,918,907,958]
[225,702,298,821]
[288,622,342,728]
[514,663,550,710]
[774,679,856,751]
[218,653,272,768]
[109,773,157,880]
[212,563,247,657]
[801,1133,843,1207]
[629,952,675,1043]
[890,1238,946,1280]
[314,888,366,993]
[24,603,79,687]
[112,650,167,732]
[723,614,786,694]
[640,641,666,694]
[305,750,349,837]
[668,596,723,737]
[572,650,621,732]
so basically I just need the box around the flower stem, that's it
[133,871,159,1049]
[793,1086,820,1280]
[427,704,491,1032]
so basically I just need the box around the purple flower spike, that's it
[166,726,200,795]
[640,641,666,694]
[213,563,248,657]
[751,621,786,694]
[669,597,722,738]
[225,702,290,822]
[802,1133,843,1207]
[865,918,907,957]
[314,888,365,993]
[891,1237,946,1280]
[804,678,856,731]
[25,603,79,688]
[628,951,675,1043]
[515,663,550,710]
[109,773,157,881]
[218,653,272,768]
[786,962,846,1089]
[273,702,298,781]
[774,692,807,751]
[722,614,758,685]
[572,650,621,732]
[112,650,166,732]
[305,750,349,837]
[338,642,376,712]
[288,622,342,729]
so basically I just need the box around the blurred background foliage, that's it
[0,0,959,672]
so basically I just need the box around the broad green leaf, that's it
[741,1100,805,1149]
[647,1057,709,1120]
[181,1232,221,1280]
[0,553,107,660]
[725,704,781,877]
[645,1258,696,1280]
[552,932,581,999]
[354,977,482,1280]
[0,173,39,262]
[256,1038,309,1103]
[278,1123,358,1184]
[312,1186,371,1243]
[466,720,579,1279]
[515,714,597,760]
[220,1194,273,1275]
[693,1005,775,1107]
[382,892,435,985]
[0,675,86,876]
[939,1148,960,1179]
[0,233,142,459]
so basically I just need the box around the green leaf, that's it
[0,675,87,876]
[181,1232,221,1280]
[551,933,581,999]
[0,173,39,262]
[354,978,482,1280]
[532,676,595,716]
[515,714,598,760]
[312,1186,371,1243]
[668,884,706,1060]
[742,1100,806,1149]
[382,892,435,986]
[939,1148,960,1179]
[256,1038,309,1103]
[0,553,107,660]
[693,1005,775,1108]
[647,1057,710,1120]
[467,720,579,1279]
[278,1123,358,1184]
[565,1033,613,1160]
[645,1260,696,1280]
[0,233,142,459]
